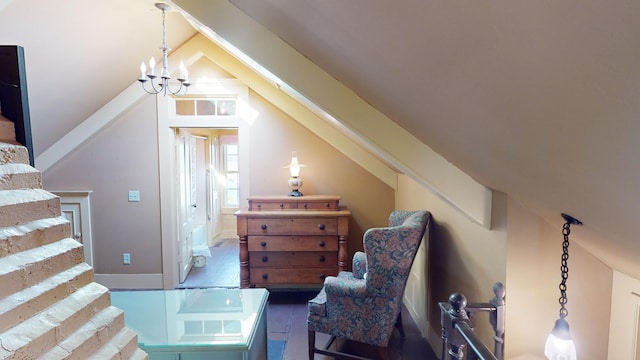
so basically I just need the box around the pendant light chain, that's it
[558,221,571,319]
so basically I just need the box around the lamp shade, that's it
[544,318,576,360]
[289,153,301,177]
[285,151,305,177]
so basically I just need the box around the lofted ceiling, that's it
[2,0,640,278]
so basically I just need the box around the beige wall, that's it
[42,96,162,275]
[506,199,611,359]
[396,174,508,349]
[244,90,395,255]
[397,174,612,359]
[41,85,394,282]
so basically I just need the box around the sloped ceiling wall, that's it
[2,0,640,279]
[225,0,640,279]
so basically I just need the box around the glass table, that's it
[111,288,269,360]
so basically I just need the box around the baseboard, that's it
[94,273,164,290]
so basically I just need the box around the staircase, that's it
[0,115,147,359]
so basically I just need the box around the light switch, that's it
[128,190,140,202]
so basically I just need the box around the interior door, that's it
[177,129,196,283]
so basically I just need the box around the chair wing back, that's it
[365,210,430,298]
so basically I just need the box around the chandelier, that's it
[138,2,190,96]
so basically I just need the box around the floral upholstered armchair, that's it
[307,210,431,360]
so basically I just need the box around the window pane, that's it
[217,100,236,116]
[175,100,195,115]
[226,189,239,207]
[225,145,238,172]
[196,100,216,115]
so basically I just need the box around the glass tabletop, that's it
[110,288,268,349]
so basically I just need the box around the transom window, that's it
[175,98,237,116]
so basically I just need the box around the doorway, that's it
[157,81,251,289]
[176,127,239,286]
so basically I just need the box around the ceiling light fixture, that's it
[138,3,190,96]
[545,213,582,360]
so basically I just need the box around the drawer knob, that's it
[319,241,326,247]
[319,256,326,262]
[325,203,330,208]
[262,256,269,262]
[261,224,268,230]
[303,203,308,208]
[318,224,325,230]
[320,274,326,280]
[262,273,268,280]
[257,204,262,209]
[280,203,284,208]
[260,241,267,247]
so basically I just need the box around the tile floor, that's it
[179,238,438,360]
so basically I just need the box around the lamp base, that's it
[288,190,303,197]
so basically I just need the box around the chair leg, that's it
[395,312,406,338]
[308,329,316,360]
[378,345,390,360]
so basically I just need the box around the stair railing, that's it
[439,282,505,360]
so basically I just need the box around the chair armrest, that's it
[352,251,367,279]
[324,275,368,298]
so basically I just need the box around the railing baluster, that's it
[439,282,506,360]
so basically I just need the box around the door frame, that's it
[157,80,250,289]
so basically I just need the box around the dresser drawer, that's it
[250,268,337,285]
[247,217,338,236]
[250,201,297,210]
[248,236,338,252]
[250,251,338,268]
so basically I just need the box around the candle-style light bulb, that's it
[179,60,186,80]
[139,62,146,79]
[149,57,156,76]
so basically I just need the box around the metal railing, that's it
[439,282,505,360]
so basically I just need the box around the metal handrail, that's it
[440,282,505,360]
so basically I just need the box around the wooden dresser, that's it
[235,195,350,288]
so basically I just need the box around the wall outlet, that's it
[123,253,131,265]
[128,190,140,202]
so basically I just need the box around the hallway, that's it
[177,238,240,289]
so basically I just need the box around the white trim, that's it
[94,273,164,290]
[608,270,640,359]
[51,190,94,267]
[159,80,250,289]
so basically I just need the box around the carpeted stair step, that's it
[0,188,60,228]
[0,282,112,359]
[0,163,42,191]
[0,237,85,299]
[0,216,71,258]
[38,305,127,360]
[0,262,94,334]
[0,142,29,165]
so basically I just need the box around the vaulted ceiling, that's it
[2,0,640,278]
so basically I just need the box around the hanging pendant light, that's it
[544,213,582,360]
[138,3,190,96]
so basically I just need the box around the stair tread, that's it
[0,217,71,258]
[0,188,57,206]
[0,162,38,175]
[0,263,94,333]
[0,216,69,242]
[86,327,147,360]
[0,237,83,275]
[0,282,110,356]
[39,305,125,360]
